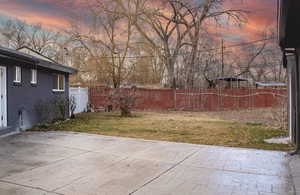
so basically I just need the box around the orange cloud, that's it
[0,0,277,41]
[0,11,70,31]
[222,0,277,42]
[0,0,81,30]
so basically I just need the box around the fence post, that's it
[174,88,177,110]
[218,88,220,111]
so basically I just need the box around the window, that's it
[31,69,37,84]
[14,66,21,83]
[53,74,65,91]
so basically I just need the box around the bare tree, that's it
[234,42,266,79]
[179,0,245,88]
[252,44,285,82]
[27,24,60,57]
[69,1,135,88]
[0,19,62,60]
[115,0,245,88]
[0,19,27,49]
[128,38,165,86]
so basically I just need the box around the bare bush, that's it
[269,97,288,130]
[107,88,138,117]
[69,96,77,119]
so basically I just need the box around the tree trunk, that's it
[166,57,177,89]
[120,106,132,117]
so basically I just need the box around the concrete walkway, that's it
[0,131,296,195]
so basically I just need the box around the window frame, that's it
[31,69,37,85]
[52,74,65,92]
[13,66,22,83]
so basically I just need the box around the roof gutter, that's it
[0,52,38,65]
[37,61,78,74]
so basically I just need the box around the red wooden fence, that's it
[89,87,287,111]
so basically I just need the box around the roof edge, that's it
[0,46,77,74]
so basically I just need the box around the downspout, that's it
[295,49,300,153]
[287,55,293,141]
[18,107,25,131]
[284,52,293,143]
[289,49,300,155]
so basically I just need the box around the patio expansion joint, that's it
[128,150,199,195]
[0,180,64,195]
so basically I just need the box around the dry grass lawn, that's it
[31,111,293,151]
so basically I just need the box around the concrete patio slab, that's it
[2,152,127,192]
[0,182,57,195]
[134,164,292,195]
[0,131,296,195]
[181,146,290,177]
[57,158,174,195]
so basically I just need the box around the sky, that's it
[0,0,278,44]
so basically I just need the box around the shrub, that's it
[35,96,77,123]
[69,96,77,119]
[108,88,138,117]
[52,97,70,120]
[35,100,52,123]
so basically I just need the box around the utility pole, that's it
[221,39,224,77]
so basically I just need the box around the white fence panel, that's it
[70,88,89,114]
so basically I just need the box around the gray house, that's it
[0,46,77,135]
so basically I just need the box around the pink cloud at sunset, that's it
[221,0,277,42]
[0,0,91,30]
[0,0,278,42]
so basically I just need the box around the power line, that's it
[95,37,275,59]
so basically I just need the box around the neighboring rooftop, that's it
[16,46,58,64]
[216,77,250,82]
[0,46,77,74]
[255,82,287,87]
